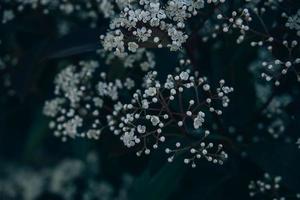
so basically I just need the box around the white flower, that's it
[134,27,152,42]
[86,129,101,140]
[286,10,300,36]
[179,71,189,80]
[150,116,160,126]
[93,97,104,108]
[145,87,157,96]
[43,98,65,117]
[63,116,83,139]
[128,42,139,52]
[121,130,138,147]
[137,125,146,133]
[99,0,116,18]
[164,75,175,89]
[193,111,205,129]
[142,99,149,109]
[124,78,135,89]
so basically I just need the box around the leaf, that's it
[247,142,300,191]
[176,161,234,200]
[42,28,102,60]
[12,40,50,99]
[129,160,186,200]
[203,174,233,200]
[23,109,49,161]
[13,28,102,98]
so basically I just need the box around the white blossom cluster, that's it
[107,63,233,167]
[197,5,254,43]
[216,8,252,44]
[43,60,136,142]
[249,53,273,104]
[0,153,134,200]
[285,9,300,37]
[245,0,284,14]
[253,82,292,142]
[100,0,226,56]
[43,58,233,167]
[249,51,289,140]
[0,0,133,27]
[99,48,156,71]
[248,173,300,199]
[259,40,300,86]
[248,50,299,146]
[211,3,300,85]
[261,95,292,140]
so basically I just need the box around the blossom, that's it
[286,10,300,36]
[248,173,300,199]
[100,0,224,55]
[128,42,139,53]
[120,130,139,147]
[43,60,136,142]
[0,0,121,26]
[145,87,157,96]
[150,116,160,126]
[107,66,233,166]
[43,98,65,117]
[0,153,134,200]
[100,48,156,71]
[137,125,146,133]
[193,111,205,129]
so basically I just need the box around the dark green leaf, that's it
[129,160,186,200]
[247,142,300,191]
[42,28,101,60]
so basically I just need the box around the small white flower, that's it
[128,42,139,52]
[193,111,205,129]
[121,131,137,147]
[145,87,157,96]
[150,116,160,126]
[179,71,189,80]
[142,99,149,109]
[137,125,146,134]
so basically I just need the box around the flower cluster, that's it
[216,8,252,43]
[107,63,233,167]
[248,173,300,200]
[44,58,233,167]
[249,50,273,104]
[261,95,292,139]
[259,41,300,86]
[0,0,133,28]
[43,60,136,142]
[210,2,300,85]
[285,9,300,37]
[248,49,299,145]
[99,48,156,71]
[0,153,134,200]
[245,0,284,14]
[100,0,226,56]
